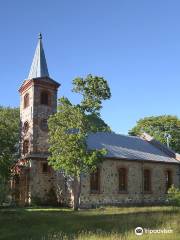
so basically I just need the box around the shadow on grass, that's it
[0,207,179,240]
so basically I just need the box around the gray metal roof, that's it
[87,132,179,164]
[28,33,49,79]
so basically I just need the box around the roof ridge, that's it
[90,131,141,139]
[140,132,176,158]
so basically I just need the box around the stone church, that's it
[12,34,180,208]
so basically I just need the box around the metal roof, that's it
[87,132,179,164]
[28,33,49,79]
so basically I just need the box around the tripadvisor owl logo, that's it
[134,227,173,235]
[135,227,144,236]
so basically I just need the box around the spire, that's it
[28,33,49,79]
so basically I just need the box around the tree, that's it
[48,75,111,210]
[129,115,180,153]
[86,113,111,132]
[72,74,111,113]
[0,107,19,204]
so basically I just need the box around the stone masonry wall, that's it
[29,160,71,206]
[33,82,57,153]
[80,159,180,208]
[30,159,57,204]
[20,79,58,155]
[20,79,59,205]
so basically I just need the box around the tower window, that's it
[40,91,49,105]
[23,121,29,133]
[119,168,128,192]
[90,168,100,193]
[24,93,29,108]
[40,119,48,131]
[23,140,29,154]
[165,170,172,192]
[144,169,151,193]
[42,162,50,173]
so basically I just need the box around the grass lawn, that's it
[0,206,179,240]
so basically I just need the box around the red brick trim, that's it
[23,93,30,108]
[164,169,173,193]
[90,167,100,194]
[143,168,152,194]
[19,78,60,94]
[19,80,33,94]
[118,167,128,193]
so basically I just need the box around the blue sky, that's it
[0,0,180,134]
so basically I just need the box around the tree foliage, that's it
[0,107,19,204]
[0,107,19,179]
[48,97,107,176]
[48,75,111,209]
[86,113,111,132]
[129,115,180,153]
[72,74,111,113]
[168,185,180,207]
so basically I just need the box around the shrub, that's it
[167,185,180,206]
[0,180,9,205]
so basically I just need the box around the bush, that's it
[167,185,180,206]
[0,180,9,205]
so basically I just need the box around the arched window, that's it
[165,170,172,192]
[23,121,29,133]
[40,91,49,105]
[119,168,127,192]
[24,93,29,108]
[144,169,151,193]
[90,168,100,193]
[23,140,29,154]
[41,162,50,173]
[40,119,48,131]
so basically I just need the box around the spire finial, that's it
[28,33,49,79]
[38,33,42,40]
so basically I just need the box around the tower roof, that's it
[28,33,49,79]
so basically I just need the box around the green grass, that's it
[0,206,179,240]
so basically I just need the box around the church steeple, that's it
[28,33,49,79]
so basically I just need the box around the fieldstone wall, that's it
[33,83,57,152]
[54,171,73,206]
[80,159,180,208]
[29,160,71,206]
[29,159,56,204]
[19,78,60,206]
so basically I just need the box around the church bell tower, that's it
[18,34,60,204]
